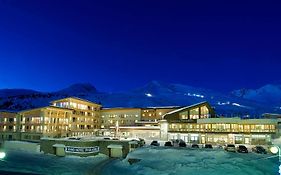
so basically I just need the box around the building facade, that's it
[0,111,19,140]
[0,97,101,142]
[100,108,141,129]
[160,102,277,145]
[0,97,279,145]
[18,106,73,141]
[51,97,102,136]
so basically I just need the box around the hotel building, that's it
[0,97,101,142]
[0,97,279,145]
[51,97,101,136]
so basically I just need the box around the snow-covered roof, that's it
[110,126,160,130]
[19,105,73,113]
[50,97,101,106]
[53,144,65,148]
[135,121,158,124]
[107,144,123,149]
[197,117,241,123]
[240,118,278,124]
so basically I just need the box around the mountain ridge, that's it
[0,81,280,117]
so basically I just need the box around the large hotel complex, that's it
[0,97,280,145]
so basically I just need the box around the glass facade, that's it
[178,105,211,120]
[168,123,276,133]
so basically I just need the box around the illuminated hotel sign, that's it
[65,146,99,153]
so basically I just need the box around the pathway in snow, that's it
[91,158,118,175]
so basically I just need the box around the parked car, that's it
[204,144,213,149]
[139,138,146,146]
[225,144,236,152]
[252,146,267,154]
[164,141,173,147]
[191,144,199,148]
[237,145,248,153]
[150,140,160,146]
[179,141,187,147]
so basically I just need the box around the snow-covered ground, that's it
[0,140,280,175]
[0,150,108,175]
[3,141,40,153]
[101,146,279,175]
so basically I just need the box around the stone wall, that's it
[40,138,131,157]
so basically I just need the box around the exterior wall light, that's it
[270,145,281,175]
[0,152,6,159]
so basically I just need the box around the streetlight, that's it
[270,145,281,174]
[0,152,6,159]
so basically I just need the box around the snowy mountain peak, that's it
[232,84,281,104]
[57,83,97,95]
[133,81,172,94]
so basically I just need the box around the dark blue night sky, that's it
[0,0,281,92]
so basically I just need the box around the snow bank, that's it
[3,141,40,153]
[0,150,108,175]
[101,147,278,175]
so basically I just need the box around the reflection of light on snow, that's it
[232,103,248,108]
[217,102,226,105]
[218,101,236,106]
[232,103,242,107]
[145,93,152,97]
[186,92,204,98]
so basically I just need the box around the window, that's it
[190,108,199,119]
[180,111,188,119]
[200,106,209,118]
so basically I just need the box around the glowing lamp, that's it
[270,146,279,154]
[0,152,6,159]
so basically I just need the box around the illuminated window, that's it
[180,111,188,119]
[190,108,199,119]
[200,106,209,118]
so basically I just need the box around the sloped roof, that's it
[162,101,210,118]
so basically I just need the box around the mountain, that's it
[0,89,39,98]
[232,84,281,106]
[0,83,99,111]
[56,83,97,96]
[0,81,280,117]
